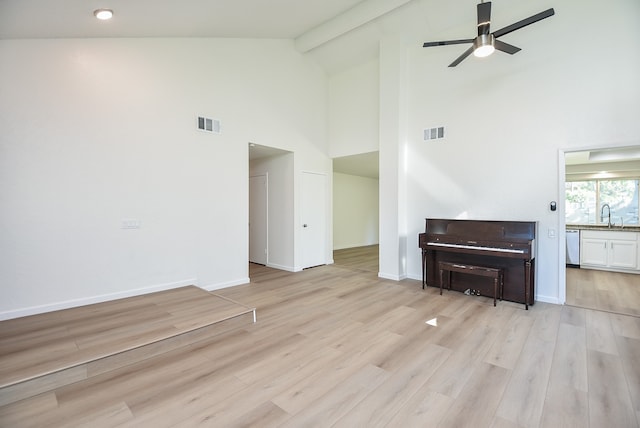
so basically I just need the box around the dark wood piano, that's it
[419,218,536,308]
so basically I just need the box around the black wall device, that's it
[550,201,557,211]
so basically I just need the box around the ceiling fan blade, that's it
[477,2,492,36]
[423,39,474,48]
[493,8,555,39]
[494,39,521,55]
[449,46,475,67]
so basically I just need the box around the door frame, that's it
[249,173,268,265]
[559,142,640,306]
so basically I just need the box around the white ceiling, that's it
[0,0,362,39]
[565,147,640,178]
[3,0,573,67]
[565,147,640,166]
[334,151,379,179]
[248,144,291,161]
[0,0,527,72]
[0,0,562,75]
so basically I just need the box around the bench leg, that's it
[439,269,444,295]
[493,277,497,306]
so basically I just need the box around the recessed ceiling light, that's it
[94,9,113,20]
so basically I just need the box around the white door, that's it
[301,172,326,269]
[249,174,268,265]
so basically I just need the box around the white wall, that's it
[324,0,640,301]
[333,172,379,249]
[250,154,295,271]
[399,0,640,303]
[328,59,379,158]
[0,38,329,319]
[379,36,409,281]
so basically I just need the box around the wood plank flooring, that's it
[333,244,379,273]
[0,286,255,405]
[1,248,639,427]
[566,267,640,317]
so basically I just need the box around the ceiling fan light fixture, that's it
[473,34,495,57]
[94,9,114,20]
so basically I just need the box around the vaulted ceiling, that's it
[0,0,549,74]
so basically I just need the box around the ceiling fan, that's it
[422,1,555,67]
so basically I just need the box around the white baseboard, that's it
[267,263,297,272]
[0,278,197,321]
[535,294,561,305]
[378,272,406,281]
[201,277,250,292]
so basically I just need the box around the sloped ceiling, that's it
[0,0,363,40]
[334,151,379,179]
[0,0,555,74]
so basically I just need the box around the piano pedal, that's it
[464,289,471,296]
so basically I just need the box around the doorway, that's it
[332,151,380,269]
[249,174,267,265]
[563,145,640,317]
[248,143,293,273]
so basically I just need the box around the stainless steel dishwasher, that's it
[566,229,580,267]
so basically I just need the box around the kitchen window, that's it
[566,179,639,225]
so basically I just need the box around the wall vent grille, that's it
[423,126,445,141]
[198,116,221,134]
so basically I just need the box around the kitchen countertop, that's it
[566,224,640,232]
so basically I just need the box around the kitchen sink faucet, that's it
[601,203,612,228]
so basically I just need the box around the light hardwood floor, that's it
[1,247,639,427]
[566,267,640,317]
[0,287,254,406]
[333,244,379,273]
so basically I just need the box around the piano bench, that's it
[438,262,504,307]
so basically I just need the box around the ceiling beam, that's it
[294,0,413,53]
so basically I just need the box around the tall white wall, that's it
[401,0,640,303]
[0,38,329,319]
[333,172,379,250]
[379,37,409,281]
[328,59,379,158]
[321,0,640,301]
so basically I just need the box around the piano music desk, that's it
[438,261,503,307]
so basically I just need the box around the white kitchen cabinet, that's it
[580,230,638,272]
[581,238,609,266]
[609,239,637,269]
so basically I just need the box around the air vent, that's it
[423,126,445,141]
[197,116,221,134]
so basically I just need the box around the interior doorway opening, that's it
[248,143,293,275]
[562,144,640,317]
[332,151,380,271]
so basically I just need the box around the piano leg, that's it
[421,249,426,289]
[524,260,531,310]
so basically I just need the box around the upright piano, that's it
[419,218,536,307]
